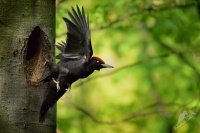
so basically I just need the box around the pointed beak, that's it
[101,64,114,68]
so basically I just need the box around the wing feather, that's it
[63,17,82,40]
[57,6,93,61]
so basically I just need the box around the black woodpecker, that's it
[39,5,113,123]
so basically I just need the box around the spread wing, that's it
[56,5,93,62]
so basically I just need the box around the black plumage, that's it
[39,5,113,123]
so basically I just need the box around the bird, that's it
[39,5,114,123]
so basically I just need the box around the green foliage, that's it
[56,0,200,132]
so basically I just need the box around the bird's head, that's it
[90,57,114,71]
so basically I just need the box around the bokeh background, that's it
[55,0,200,133]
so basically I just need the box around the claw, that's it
[52,78,60,91]
[43,59,50,66]
[66,87,72,99]
[42,55,50,66]
[42,55,54,70]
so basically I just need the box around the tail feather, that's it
[39,81,66,123]
[39,98,51,123]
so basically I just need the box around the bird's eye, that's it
[96,60,99,63]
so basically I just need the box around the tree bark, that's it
[0,0,56,132]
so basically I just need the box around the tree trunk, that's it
[0,0,56,132]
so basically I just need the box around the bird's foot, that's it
[42,55,54,70]
[66,87,72,99]
[42,55,50,66]
[52,78,60,91]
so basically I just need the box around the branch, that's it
[56,2,198,37]
[92,2,198,31]
[63,97,186,125]
[151,36,200,113]
[75,53,169,87]
[154,37,200,78]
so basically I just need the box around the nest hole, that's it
[24,26,51,86]
[26,26,41,60]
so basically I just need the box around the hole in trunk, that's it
[24,26,52,86]
[26,26,41,60]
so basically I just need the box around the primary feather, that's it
[56,5,93,62]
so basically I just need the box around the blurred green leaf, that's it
[56,0,200,133]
